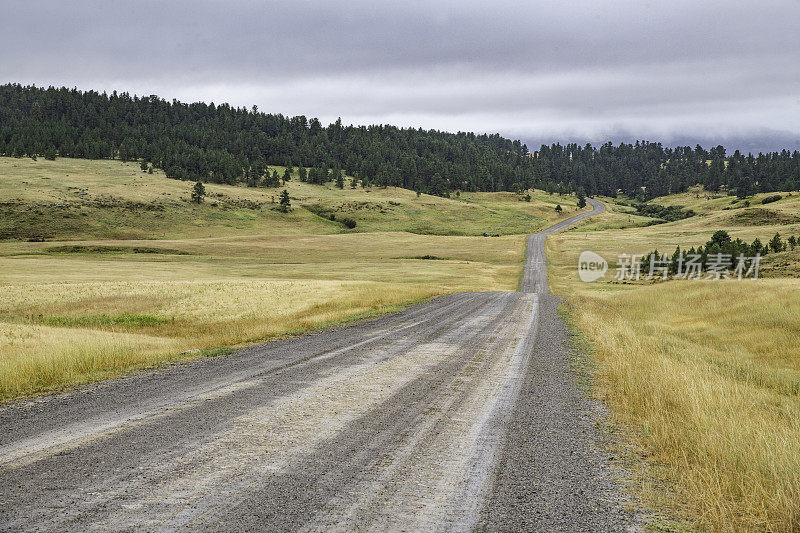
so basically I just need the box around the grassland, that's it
[7,155,800,528]
[0,157,581,240]
[0,156,587,401]
[547,192,800,531]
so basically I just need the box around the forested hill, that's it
[1,83,799,198]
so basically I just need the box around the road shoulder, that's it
[477,293,638,531]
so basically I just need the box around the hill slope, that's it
[0,157,581,240]
[0,156,585,401]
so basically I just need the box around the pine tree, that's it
[769,232,785,253]
[279,189,291,212]
[191,181,206,204]
[751,237,764,256]
[2,83,799,198]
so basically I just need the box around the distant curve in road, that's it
[0,198,633,532]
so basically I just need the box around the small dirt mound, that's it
[725,208,800,226]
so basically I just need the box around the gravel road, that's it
[0,198,635,531]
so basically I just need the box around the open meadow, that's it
[548,193,800,531]
[9,156,799,530]
[0,157,581,240]
[0,156,585,401]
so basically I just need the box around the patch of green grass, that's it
[0,228,524,403]
[42,313,170,328]
[643,517,698,532]
[45,245,192,255]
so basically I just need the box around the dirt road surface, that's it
[0,198,636,531]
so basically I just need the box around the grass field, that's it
[548,193,800,531]
[15,156,800,529]
[0,157,582,240]
[0,156,586,401]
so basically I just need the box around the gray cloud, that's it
[2,0,799,152]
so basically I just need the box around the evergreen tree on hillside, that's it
[428,173,449,197]
[279,189,291,212]
[770,233,785,253]
[751,237,764,256]
[191,181,206,204]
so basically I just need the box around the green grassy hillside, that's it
[0,157,582,240]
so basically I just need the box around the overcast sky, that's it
[2,0,799,152]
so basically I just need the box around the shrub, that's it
[341,217,357,229]
[761,194,782,204]
[635,203,695,222]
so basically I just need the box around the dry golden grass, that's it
[548,198,800,531]
[0,223,524,401]
[0,322,182,400]
[0,156,582,401]
[651,186,800,216]
[0,279,455,400]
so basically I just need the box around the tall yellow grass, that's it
[0,323,181,399]
[0,156,534,402]
[0,279,448,401]
[549,215,800,531]
[0,227,523,401]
